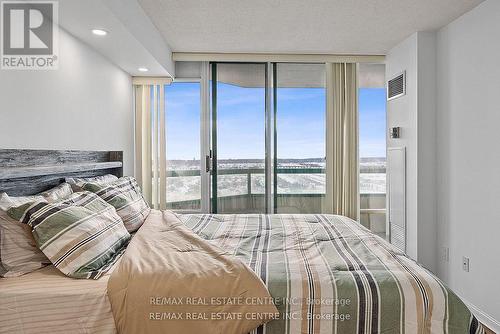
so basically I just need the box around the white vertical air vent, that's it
[387,71,406,100]
[388,147,406,253]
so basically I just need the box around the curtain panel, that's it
[325,63,359,220]
[134,82,168,210]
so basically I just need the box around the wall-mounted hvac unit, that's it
[387,71,406,100]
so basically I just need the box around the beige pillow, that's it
[38,182,73,203]
[0,192,45,212]
[0,194,50,278]
[66,174,118,192]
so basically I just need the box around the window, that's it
[208,63,326,214]
[358,64,386,237]
[163,62,380,219]
[212,63,266,213]
[275,63,326,213]
[165,82,201,210]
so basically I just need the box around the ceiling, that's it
[138,0,484,54]
[58,0,174,77]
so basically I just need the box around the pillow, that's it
[0,183,73,209]
[66,174,118,192]
[82,176,150,233]
[7,191,130,279]
[0,192,46,212]
[38,182,73,202]
[0,210,51,277]
[0,193,50,278]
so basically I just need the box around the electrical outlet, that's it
[462,257,470,272]
[442,247,449,262]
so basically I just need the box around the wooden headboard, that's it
[0,149,123,196]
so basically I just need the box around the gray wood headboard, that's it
[0,149,123,196]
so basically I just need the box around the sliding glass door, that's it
[274,63,326,213]
[209,62,326,214]
[165,82,202,211]
[358,64,387,236]
[159,62,384,218]
[211,63,267,213]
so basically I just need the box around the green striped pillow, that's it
[82,176,150,233]
[7,191,130,279]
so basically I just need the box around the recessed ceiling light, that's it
[138,67,149,72]
[92,29,108,36]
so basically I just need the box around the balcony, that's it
[166,166,386,235]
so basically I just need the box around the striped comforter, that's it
[179,213,483,334]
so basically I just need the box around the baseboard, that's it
[460,296,500,333]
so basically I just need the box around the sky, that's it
[359,88,387,157]
[166,83,386,160]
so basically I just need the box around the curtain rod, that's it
[132,77,173,85]
[172,52,385,63]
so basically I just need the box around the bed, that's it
[0,149,485,334]
[0,260,117,333]
[179,213,483,334]
[0,149,123,333]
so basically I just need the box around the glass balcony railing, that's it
[166,166,386,235]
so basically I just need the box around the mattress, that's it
[0,262,117,334]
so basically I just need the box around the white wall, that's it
[386,33,419,260]
[0,28,134,175]
[416,32,437,274]
[388,0,500,327]
[436,0,500,327]
[386,32,437,273]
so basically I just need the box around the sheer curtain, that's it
[325,63,359,220]
[133,78,171,210]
